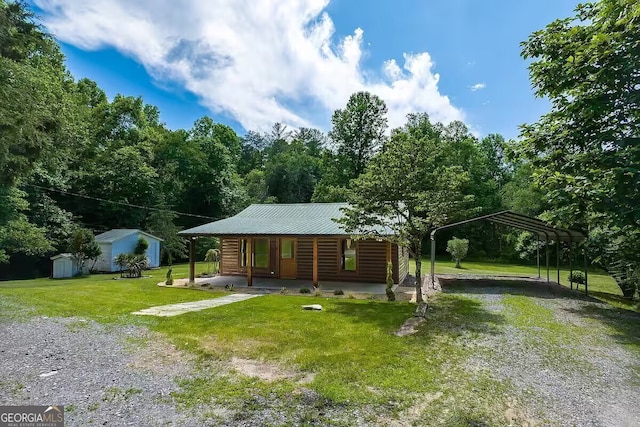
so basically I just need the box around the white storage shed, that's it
[51,253,84,278]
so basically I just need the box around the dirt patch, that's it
[230,357,315,383]
[128,331,194,373]
[394,316,426,336]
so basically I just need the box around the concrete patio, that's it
[164,275,388,295]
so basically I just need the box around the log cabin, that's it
[178,203,409,287]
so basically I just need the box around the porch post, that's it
[247,237,252,287]
[188,237,196,285]
[312,237,318,287]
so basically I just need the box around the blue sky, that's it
[32,0,580,139]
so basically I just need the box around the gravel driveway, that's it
[0,317,204,426]
[441,278,640,427]
[1,281,638,426]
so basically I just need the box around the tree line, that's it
[1,0,637,300]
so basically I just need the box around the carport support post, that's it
[545,234,550,283]
[556,238,560,285]
[188,237,196,285]
[247,238,252,287]
[536,239,540,278]
[430,232,436,289]
[568,236,573,290]
[584,247,589,296]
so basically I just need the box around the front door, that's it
[279,238,296,279]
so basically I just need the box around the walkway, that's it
[131,294,261,317]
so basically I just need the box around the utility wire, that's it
[25,184,218,220]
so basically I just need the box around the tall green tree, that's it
[313,92,388,201]
[0,0,71,262]
[68,227,101,273]
[338,114,469,304]
[146,207,188,265]
[518,0,640,297]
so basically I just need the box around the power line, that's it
[25,184,217,220]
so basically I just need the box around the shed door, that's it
[63,260,72,277]
[279,238,296,279]
[148,242,158,267]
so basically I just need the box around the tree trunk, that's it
[455,258,461,268]
[414,241,423,304]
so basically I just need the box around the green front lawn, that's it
[1,260,638,424]
[0,263,519,423]
[0,263,221,321]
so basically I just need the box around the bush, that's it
[280,287,287,294]
[224,283,234,291]
[386,261,396,301]
[446,237,469,268]
[114,253,149,278]
[313,288,323,297]
[165,268,173,286]
[205,249,220,274]
[347,292,356,299]
[333,289,344,295]
[568,271,585,285]
[299,287,311,294]
[134,237,149,255]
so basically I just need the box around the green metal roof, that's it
[179,203,391,236]
[95,229,163,243]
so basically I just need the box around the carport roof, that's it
[431,210,586,242]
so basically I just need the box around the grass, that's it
[0,262,222,321]
[0,262,518,424]
[414,257,639,312]
[1,260,638,424]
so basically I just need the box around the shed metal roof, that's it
[95,229,163,243]
[50,253,73,260]
[431,210,586,242]
[179,203,392,237]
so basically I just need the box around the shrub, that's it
[333,289,344,296]
[224,283,234,291]
[299,287,311,294]
[386,261,396,301]
[134,237,149,255]
[346,292,356,299]
[280,287,287,294]
[313,288,323,297]
[446,237,469,268]
[114,253,149,278]
[568,271,585,285]
[205,249,220,274]
[165,268,173,286]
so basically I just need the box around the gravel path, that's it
[0,317,204,426]
[441,279,640,427]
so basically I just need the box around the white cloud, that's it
[36,0,465,131]
[470,82,486,92]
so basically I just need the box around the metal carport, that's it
[429,211,589,294]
